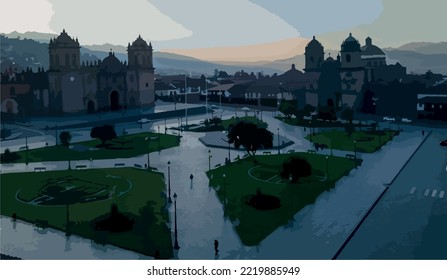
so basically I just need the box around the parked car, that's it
[383,116,396,121]
[137,118,150,124]
[440,140,447,146]
[401,118,412,123]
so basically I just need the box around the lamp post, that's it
[25,137,29,165]
[330,139,333,156]
[309,121,312,141]
[164,118,167,134]
[145,135,150,169]
[326,155,329,179]
[208,149,212,171]
[55,124,58,146]
[227,141,231,163]
[157,126,160,148]
[173,193,180,250]
[354,140,357,169]
[167,161,172,203]
[222,174,227,216]
[277,128,280,154]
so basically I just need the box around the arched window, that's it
[65,54,70,66]
[310,56,314,63]
[142,55,146,65]
[55,55,60,66]
[346,54,351,63]
[72,54,77,66]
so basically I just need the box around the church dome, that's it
[100,52,124,73]
[341,33,361,52]
[50,29,79,48]
[361,37,385,56]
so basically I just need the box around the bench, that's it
[263,151,271,155]
[134,164,143,169]
[19,146,29,151]
[114,163,125,167]
[287,149,295,154]
[214,164,221,168]
[346,154,356,159]
[34,167,46,172]
[307,149,316,154]
[75,165,87,170]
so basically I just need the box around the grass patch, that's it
[305,129,398,153]
[206,153,358,246]
[0,168,173,258]
[2,132,181,164]
[185,116,268,132]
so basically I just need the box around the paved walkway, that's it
[0,105,436,259]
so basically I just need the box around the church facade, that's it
[1,30,155,116]
[303,33,405,108]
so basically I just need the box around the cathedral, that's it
[303,33,405,108]
[1,30,155,116]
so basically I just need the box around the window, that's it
[72,54,77,66]
[346,54,351,63]
[310,56,314,63]
[65,54,70,66]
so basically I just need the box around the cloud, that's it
[0,0,55,34]
[249,0,383,36]
[149,0,300,49]
[47,0,192,45]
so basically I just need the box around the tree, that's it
[1,148,20,163]
[59,131,71,147]
[90,125,117,147]
[341,108,354,123]
[209,116,222,127]
[280,157,312,184]
[279,100,297,118]
[227,122,273,159]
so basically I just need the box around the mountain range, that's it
[1,31,446,75]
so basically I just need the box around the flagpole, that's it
[185,74,188,126]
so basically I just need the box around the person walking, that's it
[214,240,219,256]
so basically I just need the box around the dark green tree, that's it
[90,125,117,147]
[280,157,312,184]
[59,131,71,147]
[227,122,273,159]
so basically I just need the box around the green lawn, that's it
[206,153,359,246]
[0,168,173,258]
[186,116,268,132]
[306,129,398,153]
[2,132,180,164]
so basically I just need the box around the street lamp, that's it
[325,155,329,179]
[277,128,280,154]
[167,161,172,203]
[208,149,212,171]
[145,135,150,169]
[354,140,357,169]
[173,193,180,250]
[309,121,312,141]
[227,141,231,163]
[55,124,58,146]
[25,137,29,165]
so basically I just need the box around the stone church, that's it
[1,30,155,116]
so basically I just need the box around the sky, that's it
[1,0,446,51]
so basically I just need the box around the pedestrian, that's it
[190,174,193,180]
[422,130,425,136]
[214,240,219,256]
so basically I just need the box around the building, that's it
[1,30,155,116]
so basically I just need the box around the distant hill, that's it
[386,42,447,55]
[3,31,58,43]
[2,31,446,75]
